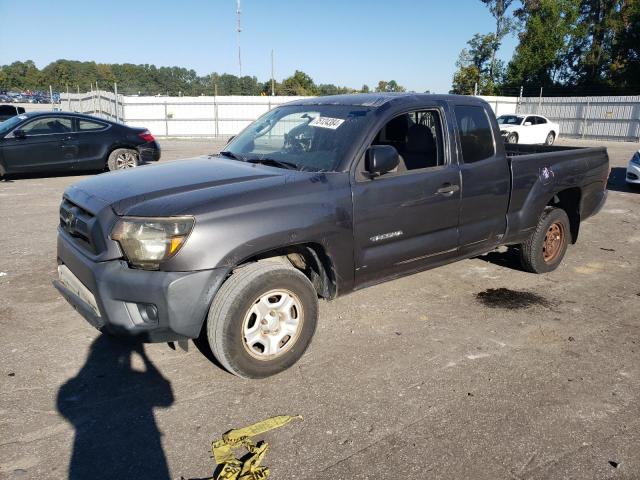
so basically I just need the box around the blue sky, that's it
[0,0,519,93]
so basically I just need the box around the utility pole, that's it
[236,0,242,77]
[271,49,275,96]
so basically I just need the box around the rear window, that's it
[78,119,107,131]
[454,105,495,163]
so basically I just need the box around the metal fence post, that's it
[114,82,119,122]
[582,100,590,139]
[164,101,169,136]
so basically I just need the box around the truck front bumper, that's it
[53,230,227,342]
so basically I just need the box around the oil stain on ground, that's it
[476,288,551,309]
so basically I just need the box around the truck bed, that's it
[503,143,609,245]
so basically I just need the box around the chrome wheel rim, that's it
[242,289,303,360]
[115,151,137,169]
[546,134,554,145]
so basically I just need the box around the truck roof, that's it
[286,92,487,108]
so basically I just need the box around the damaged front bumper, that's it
[53,228,227,342]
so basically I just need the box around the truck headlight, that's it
[111,216,195,269]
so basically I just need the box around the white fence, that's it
[59,92,640,142]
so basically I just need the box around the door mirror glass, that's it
[366,145,399,177]
[524,121,532,126]
[13,129,26,139]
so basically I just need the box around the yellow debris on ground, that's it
[209,415,303,480]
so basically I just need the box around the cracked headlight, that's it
[111,216,195,269]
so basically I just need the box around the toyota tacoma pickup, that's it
[53,93,609,378]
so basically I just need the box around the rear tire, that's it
[107,148,139,171]
[507,133,518,144]
[545,132,556,146]
[519,207,570,273]
[206,261,318,378]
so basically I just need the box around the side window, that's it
[454,105,495,163]
[78,119,107,131]
[371,109,445,173]
[535,116,547,125]
[21,117,72,135]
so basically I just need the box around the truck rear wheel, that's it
[519,207,570,273]
[206,261,318,378]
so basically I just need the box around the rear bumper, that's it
[137,141,161,163]
[54,229,227,342]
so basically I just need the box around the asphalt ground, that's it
[1,137,639,480]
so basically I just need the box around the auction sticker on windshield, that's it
[309,116,345,129]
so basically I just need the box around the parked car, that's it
[53,93,609,378]
[0,104,26,121]
[497,114,560,145]
[0,112,160,177]
[627,149,640,188]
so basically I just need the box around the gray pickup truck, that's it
[54,93,609,378]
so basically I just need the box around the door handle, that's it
[436,183,460,195]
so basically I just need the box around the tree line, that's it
[0,59,407,96]
[451,0,640,96]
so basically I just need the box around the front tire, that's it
[206,261,318,378]
[507,133,518,144]
[519,207,570,273]
[107,148,139,171]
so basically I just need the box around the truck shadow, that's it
[608,167,638,193]
[57,335,174,480]
[474,247,527,272]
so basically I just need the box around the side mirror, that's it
[524,121,532,126]
[13,129,26,139]
[366,145,399,177]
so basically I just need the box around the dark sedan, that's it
[0,112,160,177]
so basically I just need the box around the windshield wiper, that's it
[218,150,246,161]
[245,158,301,170]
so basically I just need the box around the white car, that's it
[627,150,640,187]
[497,114,560,145]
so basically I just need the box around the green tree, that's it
[375,80,406,92]
[505,0,581,87]
[481,0,516,90]
[361,84,370,93]
[278,70,317,95]
[450,33,496,94]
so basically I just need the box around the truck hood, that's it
[65,156,285,216]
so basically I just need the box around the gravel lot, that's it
[1,137,639,480]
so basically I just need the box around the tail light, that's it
[138,130,155,142]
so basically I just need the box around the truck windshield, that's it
[223,105,373,172]
[497,115,523,125]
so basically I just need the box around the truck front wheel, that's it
[206,261,318,378]
[519,207,570,273]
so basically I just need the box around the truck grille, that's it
[59,199,102,254]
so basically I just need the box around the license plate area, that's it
[57,264,101,317]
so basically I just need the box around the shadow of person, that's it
[57,335,174,480]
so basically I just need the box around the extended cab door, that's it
[453,103,510,256]
[352,106,460,287]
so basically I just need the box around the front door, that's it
[2,116,76,173]
[352,108,460,287]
